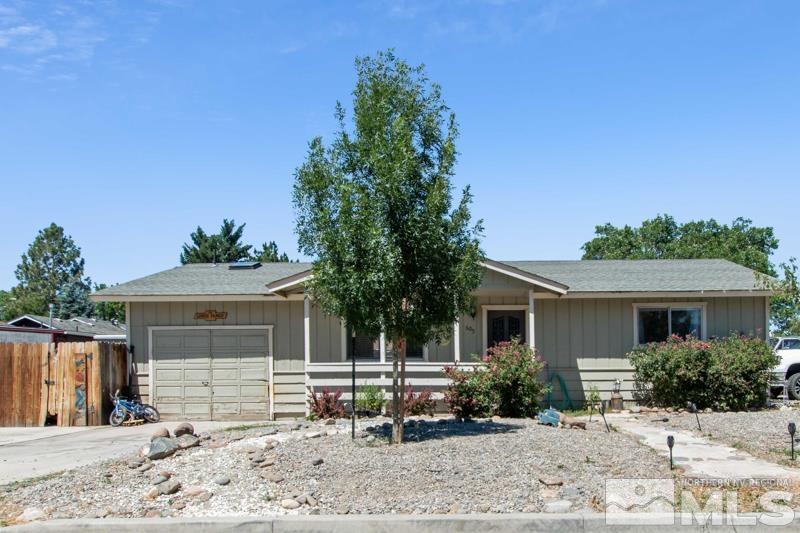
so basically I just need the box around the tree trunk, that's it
[391,342,401,444]
[398,338,406,444]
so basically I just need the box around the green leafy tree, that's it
[58,279,95,318]
[0,290,14,321]
[763,258,800,336]
[180,219,253,264]
[93,283,126,323]
[293,50,483,443]
[7,223,89,317]
[250,241,291,262]
[582,215,778,274]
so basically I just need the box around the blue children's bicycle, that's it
[109,389,160,426]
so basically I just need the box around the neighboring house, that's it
[92,259,771,421]
[2,315,127,343]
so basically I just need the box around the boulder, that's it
[146,437,179,460]
[176,434,200,449]
[174,422,195,437]
[151,427,170,440]
[18,507,45,522]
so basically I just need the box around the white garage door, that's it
[151,328,271,420]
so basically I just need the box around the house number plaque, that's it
[194,309,228,321]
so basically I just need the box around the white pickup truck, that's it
[771,337,800,399]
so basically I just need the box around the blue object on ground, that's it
[537,408,560,427]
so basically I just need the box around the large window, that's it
[487,310,526,346]
[635,304,704,344]
[346,328,425,360]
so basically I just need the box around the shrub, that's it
[628,334,779,411]
[356,383,386,414]
[404,384,436,416]
[444,338,548,418]
[308,387,346,419]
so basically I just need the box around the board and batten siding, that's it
[459,295,768,402]
[128,301,306,416]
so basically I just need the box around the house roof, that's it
[8,315,127,336]
[92,262,312,299]
[92,258,769,301]
[505,259,765,293]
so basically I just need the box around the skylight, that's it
[228,261,262,270]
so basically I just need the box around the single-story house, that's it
[92,258,771,421]
[1,315,127,343]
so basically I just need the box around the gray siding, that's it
[128,301,305,408]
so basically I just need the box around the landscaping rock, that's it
[543,500,572,513]
[311,457,324,466]
[151,427,170,440]
[304,431,321,439]
[176,434,200,449]
[174,422,195,437]
[263,472,284,483]
[157,478,181,495]
[213,475,231,486]
[136,463,154,473]
[18,507,45,522]
[324,418,336,425]
[146,437,179,460]
[151,475,169,485]
[281,499,301,510]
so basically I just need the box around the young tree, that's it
[582,215,778,274]
[9,223,89,317]
[293,50,483,443]
[180,219,252,264]
[58,279,95,318]
[93,283,126,322]
[251,241,291,262]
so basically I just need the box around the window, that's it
[345,328,426,360]
[779,339,800,351]
[635,304,704,345]
[346,329,380,359]
[385,339,425,359]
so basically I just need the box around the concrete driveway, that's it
[0,421,249,485]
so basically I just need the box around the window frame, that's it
[632,302,707,346]
[339,322,428,362]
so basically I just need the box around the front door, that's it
[487,310,526,346]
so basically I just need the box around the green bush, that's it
[628,334,778,411]
[356,383,386,414]
[444,338,548,418]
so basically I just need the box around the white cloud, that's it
[0,24,58,54]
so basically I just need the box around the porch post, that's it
[379,332,387,363]
[528,289,535,350]
[303,295,311,417]
[453,319,461,363]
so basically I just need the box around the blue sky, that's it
[1,0,798,288]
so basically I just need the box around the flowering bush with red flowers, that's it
[308,386,346,419]
[444,338,548,419]
[628,334,778,411]
[404,384,436,416]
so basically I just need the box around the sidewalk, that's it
[606,414,800,479]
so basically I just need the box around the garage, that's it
[149,327,273,421]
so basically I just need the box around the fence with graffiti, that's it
[0,341,128,427]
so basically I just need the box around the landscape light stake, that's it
[789,423,796,461]
[687,402,701,432]
[599,402,609,433]
[667,435,675,470]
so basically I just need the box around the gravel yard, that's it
[0,416,670,524]
[638,408,800,467]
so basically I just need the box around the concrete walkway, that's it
[607,414,800,479]
[0,421,250,485]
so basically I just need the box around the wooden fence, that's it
[0,341,127,427]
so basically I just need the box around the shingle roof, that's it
[92,259,767,299]
[9,315,127,336]
[93,262,312,297]
[505,259,764,293]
